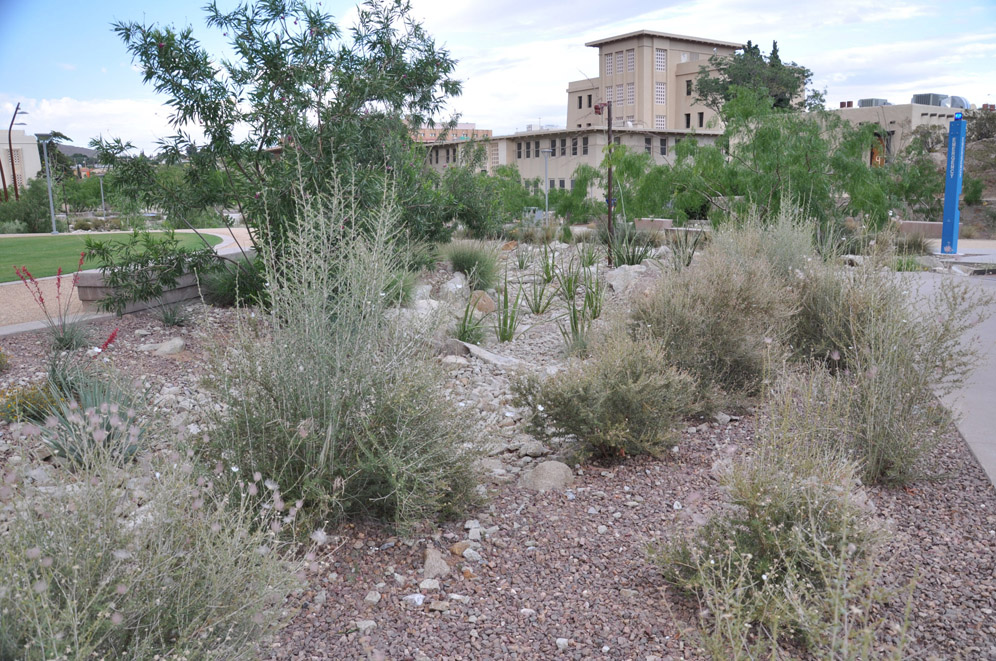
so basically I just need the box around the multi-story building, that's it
[0,130,44,191]
[413,122,492,143]
[833,99,969,165]
[424,30,742,195]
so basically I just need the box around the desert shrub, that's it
[0,454,300,659]
[0,382,60,423]
[633,233,796,402]
[85,229,217,314]
[15,256,92,351]
[893,255,922,272]
[454,293,487,344]
[515,329,696,460]
[892,232,930,256]
[791,265,989,482]
[200,256,269,308]
[209,185,477,529]
[443,240,499,291]
[153,301,191,327]
[652,377,894,656]
[0,220,28,234]
[493,270,523,342]
[963,176,984,206]
[0,348,9,372]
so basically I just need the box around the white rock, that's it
[354,619,376,633]
[364,591,381,606]
[520,608,537,617]
[519,461,574,492]
[402,594,426,606]
[419,578,440,591]
[462,548,483,563]
[556,638,569,651]
[153,338,185,355]
[464,519,481,530]
[423,548,450,580]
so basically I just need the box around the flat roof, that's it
[585,30,742,50]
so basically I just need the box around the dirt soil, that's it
[0,261,994,660]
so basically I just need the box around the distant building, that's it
[0,130,43,190]
[413,122,492,143]
[423,30,741,195]
[834,98,968,165]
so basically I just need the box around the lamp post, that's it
[540,148,553,224]
[36,133,59,235]
[8,104,28,201]
[97,172,107,221]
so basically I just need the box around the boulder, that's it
[423,548,450,580]
[604,264,649,295]
[470,290,496,314]
[518,461,575,492]
[441,272,467,298]
[138,338,186,355]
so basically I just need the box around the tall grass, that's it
[443,240,499,290]
[208,181,478,528]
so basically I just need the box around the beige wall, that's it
[833,103,963,158]
[0,130,43,189]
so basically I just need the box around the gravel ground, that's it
[1,245,994,660]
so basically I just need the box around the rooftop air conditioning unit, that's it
[857,98,890,107]
[949,96,971,109]
[912,93,946,106]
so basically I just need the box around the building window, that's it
[578,95,582,109]
[659,138,667,156]
[615,51,624,74]
[445,148,450,163]
[570,178,575,190]
[655,48,666,71]
[655,115,666,130]
[516,142,522,159]
[571,137,578,156]
[549,179,555,191]
[550,139,557,156]
[626,49,635,72]
[698,112,704,128]
[587,94,592,108]
[559,179,565,189]
[685,113,691,129]
[680,51,689,63]
[614,136,621,145]
[560,138,566,156]
[645,137,652,153]
[655,82,666,105]
[534,140,540,156]
[626,82,634,105]
[616,84,623,104]
[686,80,693,96]
[526,141,531,158]
[582,137,589,155]
[435,148,439,164]
[605,52,613,74]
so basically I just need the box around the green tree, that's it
[554,164,605,225]
[695,40,822,114]
[110,0,460,251]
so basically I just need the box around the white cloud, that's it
[0,95,203,154]
[56,63,77,71]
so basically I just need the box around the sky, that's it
[1,0,993,153]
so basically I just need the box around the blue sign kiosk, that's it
[940,114,967,254]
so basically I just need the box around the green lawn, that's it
[0,232,223,283]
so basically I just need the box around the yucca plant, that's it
[454,292,488,344]
[576,241,600,269]
[582,266,604,320]
[556,258,583,303]
[539,242,557,284]
[524,275,557,315]
[558,299,591,356]
[515,245,533,270]
[494,271,524,342]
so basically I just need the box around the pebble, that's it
[418,579,440,591]
[354,619,376,633]
[363,591,381,606]
[428,600,449,612]
[556,638,569,651]
[462,548,483,563]
[402,594,425,606]
[597,525,608,534]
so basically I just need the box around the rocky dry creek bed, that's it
[1,246,995,660]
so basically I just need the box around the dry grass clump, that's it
[653,369,911,659]
[0,452,300,659]
[633,230,796,404]
[209,184,478,529]
[514,327,696,460]
[442,240,500,291]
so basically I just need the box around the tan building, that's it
[0,130,44,191]
[833,102,965,164]
[423,30,742,196]
[413,122,491,143]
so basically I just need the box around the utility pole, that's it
[8,103,26,201]
[595,100,615,266]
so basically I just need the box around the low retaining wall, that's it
[634,218,674,232]
[898,221,943,239]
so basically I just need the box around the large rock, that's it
[470,290,496,314]
[423,548,450,580]
[460,342,527,369]
[138,338,186,355]
[518,461,575,492]
[441,272,467,298]
[604,264,648,295]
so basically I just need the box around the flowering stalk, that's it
[99,328,119,353]
[14,252,86,341]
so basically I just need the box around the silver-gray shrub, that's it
[209,182,477,528]
[0,453,299,659]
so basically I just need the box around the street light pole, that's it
[8,103,27,201]
[38,135,58,234]
[541,148,552,224]
[98,173,106,221]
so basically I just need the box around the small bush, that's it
[454,293,487,344]
[444,240,499,291]
[893,232,930,256]
[515,329,696,460]
[210,185,478,529]
[0,348,9,372]
[153,301,191,327]
[0,220,28,234]
[200,256,269,308]
[0,382,60,423]
[633,233,796,401]
[963,176,984,206]
[0,455,300,659]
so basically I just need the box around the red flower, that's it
[99,328,119,353]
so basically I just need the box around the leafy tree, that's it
[110,0,461,252]
[695,40,822,114]
[966,108,996,142]
[554,164,605,225]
